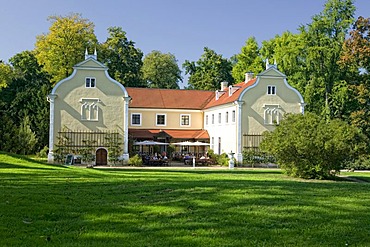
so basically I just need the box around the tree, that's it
[141,50,181,89]
[35,13,97,84]
[0,62,13,90]
[183,47,233,90]
[99,27,145,87]
[299,0,355,118]
[0,110,17,153]
[232,37,264,82]
[0,51,51,152]
[259,0,356,119]
[339,16,370,138]
[260,32,307,92]
[16,116,38,155]
[260,113,367,179]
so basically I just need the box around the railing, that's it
[54,130,123,160]
[56,130,121,148]
[242,133,263,151]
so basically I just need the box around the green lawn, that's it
[1,153,370,247]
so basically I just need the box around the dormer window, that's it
[86,77,96,88]
[267,85,276,95]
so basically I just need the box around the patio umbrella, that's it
[133,140,169,145]
[171,141,209,157]
[171,141,195,146]
[192,141,210,146]
[133,140,169,154]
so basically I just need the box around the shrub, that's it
[206,149,230,166]
[128,154,143,167]
[217,153,229,166]
[344,155,370,170]
[37,146,49,158]
[260,113,367,179]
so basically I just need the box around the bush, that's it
[128,154,143,167]
[344,155,370,170]
[217,153,229,166]
[37,146,49,158]
[206,149,230,166]
[260,113,367,179]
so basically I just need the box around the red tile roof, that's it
[126,87,214,109]
[204,79,257,109]
[128,129,161,139]
[126,78,257,110]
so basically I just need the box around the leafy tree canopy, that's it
[34,13,97,85]
[299,0,355,118]
[339,16,370,138]
[0,62,13,90]
[183,47,233,90]
[232,37,264,82]
[142,50,181,89]
[99,26,145,87]
[0,51,51,152]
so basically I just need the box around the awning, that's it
[129,129,209,140]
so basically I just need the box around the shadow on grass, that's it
[0,162,56,170]
[92,167,282,175]
[1,155,370,246]
[0,151,69,170]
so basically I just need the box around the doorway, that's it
[96,148,108,166]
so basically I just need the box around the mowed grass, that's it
[1,153,370,247]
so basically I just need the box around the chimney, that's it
[220,81,228,91]
[245,72,254,83]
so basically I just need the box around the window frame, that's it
[131,113,142,126]
[85,77,96,88]
[156,113,166,126]
[267,85,276,95]
[180,114,191,127]
[80,99,99,121]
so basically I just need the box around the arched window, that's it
[80,98,100,121]
[263,105,281,125]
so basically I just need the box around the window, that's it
[156,114,166,126]
[218,137,222,154]
[225,112,229,123]
[85,77,96,88]
[211,114,215,124]
[267,85,276,95]
[218,113,222,124]
[211,137,214,151]
[264,105,281,125]
[206,115,209,125]
[180,114,190,126]
[81,99,99,121]
[232,110,236,122]
[131,113,141,126]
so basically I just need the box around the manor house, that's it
[47,53,305,164]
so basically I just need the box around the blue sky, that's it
[1,0,369,85]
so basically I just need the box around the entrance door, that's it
[96,148,108,166]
